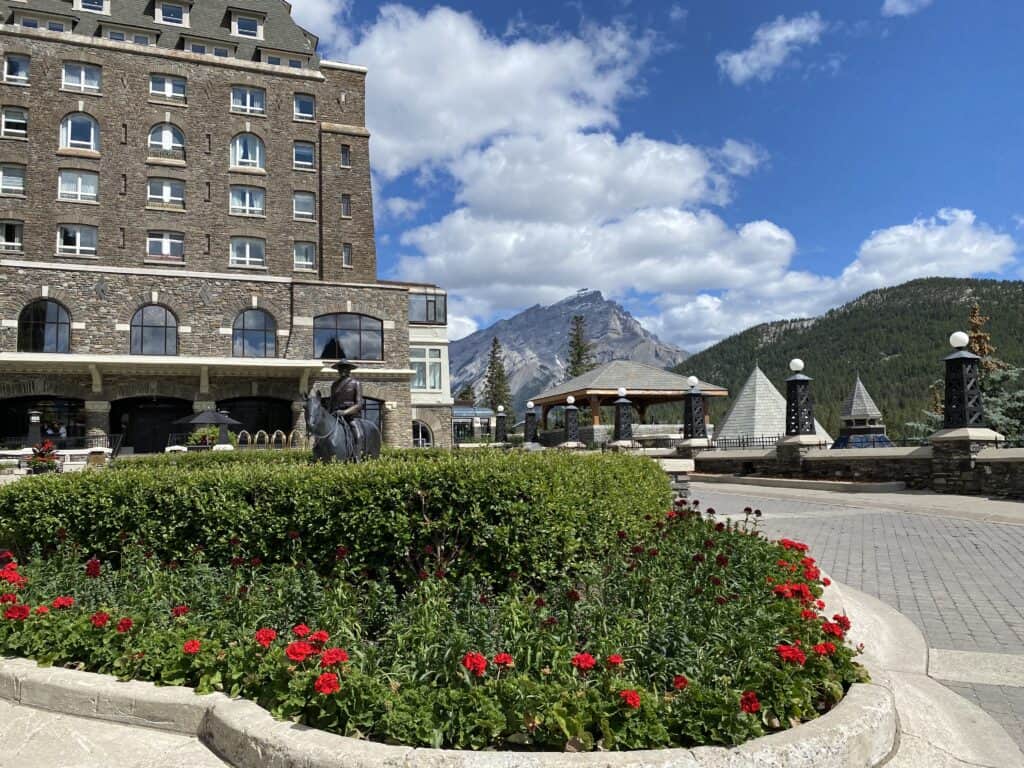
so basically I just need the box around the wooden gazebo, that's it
[530,360,728,427]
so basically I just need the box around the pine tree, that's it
[566,315,596,379]
[483,338,512,417]
[455,383,476,403]
[967,302,1005,373]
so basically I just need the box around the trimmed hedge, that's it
[0,452,671,588]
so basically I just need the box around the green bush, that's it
[0,452,671,589]
[112,449,312,470]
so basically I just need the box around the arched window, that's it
[230,133,264,169]
[17,299,70,353]
[314,313,383,360]
[232,309,276,358]
[148,123,185,153]
[60,112,100,151]
[412,420,433,448]
[130,304,177,356]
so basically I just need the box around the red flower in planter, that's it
[116,617,133,634]
[630,545,644,555]
[461,651,487,678]
[51,596,74,610]
[285,641,316,663]
[618,689,641,709]
[309,630,330,645]
[571,653,596,672]
[314,672,340,695]
[85,557,101,579]
[740,690,761,714]
[0,593,15,604]
[0,563,25,589]
[821,621,845,639]
[673,675,689,691]
[4,604,30,621]
[320,647,349,667]
[779,539,809,552]
[606,654,624,668]
[292,623,311,638]
[775,643,807,665]
[716,554,729,567]
[813,642,837,656]
[170,605,190,618]
[832,614,852,631]
[565,589,581,603]
[254,628,277,648]
[182,639,201,655]
[616,530,628,540]
[533,597,546,608]
[35,605,49,615]
[90,611,110,628]
[493,652,514,669]
[822,577,832,586]
[815,599,826,609]
[801,609,818,620]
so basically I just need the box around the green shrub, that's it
[0,452,671,589]
[112,449,312,470]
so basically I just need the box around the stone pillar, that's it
[83,401,111,448]
[678,378,711,458]
[495,406,508,443]
[777,359,822,473]
[290,400,307,444]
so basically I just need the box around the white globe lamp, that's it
[686,376,699,388]
[950,331,970,349]
[617,387,627,398]
[789,358,805,373]
[566,396,575,405]
[526,401,534,410]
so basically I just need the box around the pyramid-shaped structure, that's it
[715,366,831,442]
[840,375,883,422]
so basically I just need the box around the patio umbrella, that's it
[173,410,242,445]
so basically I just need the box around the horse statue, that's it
[305,391,382,463]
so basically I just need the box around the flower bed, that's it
[0,496,865,751]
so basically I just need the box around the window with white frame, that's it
[0,165,25,196]
[293,93,315,121]
[1,108,28,139]
[149,74,186,101]
[46,20,66,32]
[0,221,23,252]
[293,242,316,270]
[57,224,98,257]
[60,113,100,151]
[62,62,102,93]
[187,41,206,55]
[213,46,232,57]
[147,178,184,208]
[229,185,264,216]
[105,27,153,44]
[230,237,265,267]
[265,55,281,66]
[3,54,29,85]
[342,242,353,268]
[106,28,125,40]
[230,86,265,115]
[146,230,184,261]
[232,13,262,39]
[340,144,351,167]
[341,193,352,217]
[148,123,184,152]
[411,347,444,391]
[16,17,39,29]
[156,1,187,26]
[230,133,264,169]
[293,141,314,169]
[76,0,109,14]
[58,169,99,202]
[293,191,315,220]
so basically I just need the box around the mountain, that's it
[673,278,1024,438]
[450,290,688,414]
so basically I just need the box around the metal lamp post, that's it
[524,401,538,444]
[942,331,985,429]
[563,396,580,446]
[613,387,633,443]
[683,376,707,440]
[495,405,508,443]
[785,359,816,437]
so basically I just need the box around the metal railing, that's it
[709,435,785,451]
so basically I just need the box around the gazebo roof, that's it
[840,376,883,422]
[531,360,727,407]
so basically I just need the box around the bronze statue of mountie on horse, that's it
[306,356,382,462]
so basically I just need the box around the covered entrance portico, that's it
[110,397,193,455]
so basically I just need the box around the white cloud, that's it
[290,0,352,55]
[881,0,934,17]
[668,5,688,24]
[382,196,425,220]
[716,13,826,85]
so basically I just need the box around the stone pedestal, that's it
[676,437,711,460]
[84,401,111,448]
[776,433,823,474]
[929,427,1005,494]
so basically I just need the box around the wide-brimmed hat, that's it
[332,356,357,371]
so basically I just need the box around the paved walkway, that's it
[691,481,1024,750]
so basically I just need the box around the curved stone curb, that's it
[0,654,895,768]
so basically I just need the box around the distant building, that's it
[715,365,831,447]
[831,375,892,449]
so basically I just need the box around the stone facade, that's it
[0,5,451,452]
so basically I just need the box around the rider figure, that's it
[327,356,364,424]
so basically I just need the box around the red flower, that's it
[493,652,514,668]
[90,611,110,628]
[815,599,826,609]
[716,554,729,567]
[813,642,836,656]
[461,651,487,677]
[740,690,761,714]
[821,621,845,639]
[692,553,705,564]
[320,647,350,667]
[417,569,429,580]
[648,548,660,557]
[51,596,74,610]
[673,674,689,691]
[116,617,133,633]
[292,623,311,638]
[533,597,546,608]
[182,639,201,655]
[630,545,644,555]
[230,557,245,569]
[35,605,49,615]
[254,628,277,648]
[618,689,641,709]
[832,613,852,631]
[570,652,596,672]
[4,604,30,621]
[285,641,316,663]
[170,605,190,618]
[822,577,831,586]
[542,616,558,627]
[0,593,15,604]
[775,643,807,665]
[801,609,818,620]
[85,557,101,578]
[779,539,809,552]
[313,672,340,695]
[1,563,26,589]
[773,582,813,602]
[606,654,624,668]
[565,589,581,603]
[616,530,628,540]
[335,546,349,561]
[309,630,330,645]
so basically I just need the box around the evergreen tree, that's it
[455,383,475,403]
[968,302,1004,372]
[483,338,512,417]
[566,315,596,379]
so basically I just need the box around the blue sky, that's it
[292,0,1021,350]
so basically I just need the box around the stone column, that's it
[290,401,307,446]
[83,401,111,448]
[777,359,822,474]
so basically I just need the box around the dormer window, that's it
[232,13,263,40]
[156,1,188,27]
[75,0,109,14]
[104,26,154,45]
